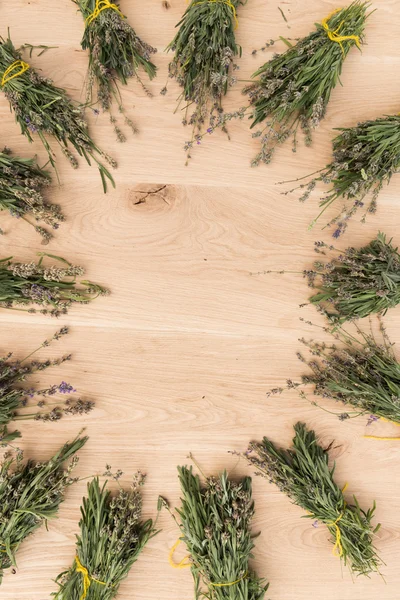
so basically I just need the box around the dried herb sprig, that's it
[279,318,400,427]
[284,114,400,237]
[305,233,400,323]
[0,253,108,316]
[164,0,245,162]
[245,422,382,577]
[0,34,116,192]
[163,464,268,600]
[53,473,158,599]
[0,327,94,437]
[73,0,157,141]
[0,147,62,243]
[244,2,370,165]
[0,434,88,583]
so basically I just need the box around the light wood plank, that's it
[0,1,400,599]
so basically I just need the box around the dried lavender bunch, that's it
[73,0,157,141]
[290,319,400,426]
[0,147,62,243]
[237,2,370,166]
[164,465,268,600]
[245,423,382,577]
[165,0,245,162]
[0,434,87,583]
[53,473,158,599]
[286,114,400,237]
[305,233,400,322]
[0,327,94,437]
[0,253,108,316]
[0,34,116,192]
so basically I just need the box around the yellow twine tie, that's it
[364,435,400,441]
[190,0,238,29]
[210,572,248,587]
[168,539,191,569]
[327,513,344,557]
[1,60,30,86]
[85,0,125,26]
[321,8,361,57]
[168,539,247,586]
[364,416,400,440]
[75,555,107,600]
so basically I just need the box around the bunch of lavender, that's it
[290,319,400,426]
[0,434,87,583]
[0,147,62,243]
[241,2,370,166]
[73,0,157,141]
[0,327,94,438]
[0,253,108,316]
[306,233,400,322]
[245,423,382,576]
[0,34,116,192]
[163,465,268,600]
[53,473,158,599]
[286,114,400,236]
[164,0,245,162]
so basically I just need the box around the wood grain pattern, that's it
[1,1,400,598]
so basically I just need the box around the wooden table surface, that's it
[1,1,400,598]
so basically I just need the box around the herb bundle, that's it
[288,319,400,427]
[0,147,62,243]
[306,233,400,323]
[0,253,108,316]
[245,422,382,576]
[0,434,87,583]
[165,0,244,162]
[0,34,116,192]
[53,473,157,599]
[73,0,157,141]
[241,2,370,166]
[286,114,400,236]
[0,327,94,438]
[165,464,268,600]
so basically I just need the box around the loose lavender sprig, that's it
[283,114,400,237]
[0,327,94,438]
[0,147,62,243]
[0,252,109,316]
[73,0,157,141]
[164,0,245,163]
[0,434,87,583]
[52,473,158,599]
[0,34,116,192]
[245,423,382,576]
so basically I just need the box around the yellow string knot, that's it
[321,8,361,57]
[85,0,125,26]
[190,0,239,29]
[1,60,30,86]
[75,555,107,600]
[327,513,344,557]
[168,539,192,569]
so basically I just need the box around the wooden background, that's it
[1,1,400,598]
